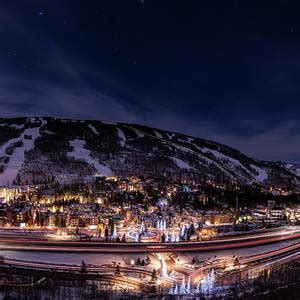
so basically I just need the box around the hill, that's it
[0,117,298,189]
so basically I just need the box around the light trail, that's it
[0,226,299,253]
[156,253,169,278]
[191,242,300,282]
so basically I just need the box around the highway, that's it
[0,226,299,253]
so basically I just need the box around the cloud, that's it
[133,105,300,163]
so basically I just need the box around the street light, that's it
[130,259,135,267]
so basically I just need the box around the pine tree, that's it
[151,269,157,282]
[145,255,151,264]
[115,264,121,276]
[81,260,87,273]
[122,233,126,242]
[190,223,195,235]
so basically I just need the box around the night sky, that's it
[1,0,300,162]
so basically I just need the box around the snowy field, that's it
[0,127,40,186]
[67,139,113,177]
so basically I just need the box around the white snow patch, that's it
[10,124,24,130]
[42,130,54,135]
[171,157,194,170]
[117,128,126,147]
[173,143,193,154]
[173,143,240,178]
[166,133,174,139]
[200,146,249,172]
[250,164,268,182]
[286,164,300,176]
[133,129,144,138]
[172,143,217,166]
[292,168,300,176]
[177,138,188,143]
[154,131,163,139]
[67,139,113,177]
[40,118,47,127]
[0,127,40,186]
[88,124,99,135]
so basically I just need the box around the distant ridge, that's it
[0,116,298,189]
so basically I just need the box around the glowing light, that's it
[139,220,145,234]
[179,275,186,295]
[174,284,179,295]
[157,253,168,278]
[199,269,215,294]
[186,276,191,294]
[88,225,97,230]
[112,225,118,239]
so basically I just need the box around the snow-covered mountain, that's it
[0,117,298,189]
[282,163,300,177]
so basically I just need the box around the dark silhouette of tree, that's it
[81,260,87,273]
[115,264,121,276]
[151,269,158,282]
[122,233,126,242]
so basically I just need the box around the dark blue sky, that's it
[1,0,300,162]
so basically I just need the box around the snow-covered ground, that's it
[0,127,40,186]
[286,163,300,176]
[250,164,268,182]
[190,143,268,182]
[133,129,144,138]
[172,142,225,170]
[117,128,126,147]
[171,157,194,170]
[10,124,24,130]
[166,132,175,139]
[88,124,99,135]
[67,139,113,177]
[173,143,193,154]
[154,131,163,139]
[200,146,251,174]
[0,117,292,186]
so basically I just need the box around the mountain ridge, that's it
[0,116,298,189]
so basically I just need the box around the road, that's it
[0,226,299,253]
